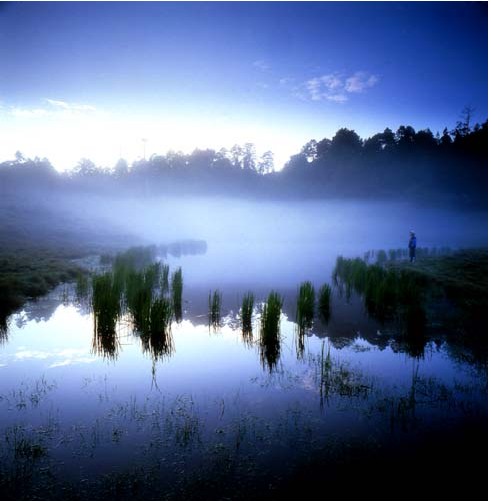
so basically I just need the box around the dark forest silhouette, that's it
[1,116,487,207]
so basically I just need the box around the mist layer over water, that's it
[66,196,487,287]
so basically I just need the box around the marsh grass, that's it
[260,292,283,371]
[208,289,222,330]
[333,255,427,323]
[240,292,255,345]
[0,247,83,336]
[92,273,122,337]
[296,281,315,331]
[171,268,183,321]
[318,284,332,323]
[92,323,120,360]
[112,246,157,272]
[125,270,152,333]
[91,272,123,358]
[160,263,170,294]
[91,250,180,360]
[75,271,90,301]
[142,297,174,360]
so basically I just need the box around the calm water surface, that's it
[0,265,486,498]
[0,201,488,498]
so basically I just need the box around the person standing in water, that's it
[408,231,417,262]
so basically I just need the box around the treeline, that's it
[0,116,487,206]
[282,119,487,203]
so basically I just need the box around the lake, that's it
[0,199,487,500]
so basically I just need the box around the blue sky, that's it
[0,1,487,170]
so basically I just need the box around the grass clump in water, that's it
[143,297,174,360]
[318,283,332,323]
[260,291,283,371]
[240,292,255,345]
[208,289,222,330]
[171,268,183,321]
[160,263,170,294]
[296,281,315,332]
[91,272,122,358]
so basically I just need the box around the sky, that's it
[0,1,488,171]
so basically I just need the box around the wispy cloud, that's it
[7,99,96,118]
[279,77,293,86]
[10,107,50,118]
[299,71,379,103]
[344,72,379,93]
[46,99,96,112]
[253,59,270,71]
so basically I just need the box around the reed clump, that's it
[91,248,180,360]
[260,291,283,371]
[143,297,175,360]
[332,254,427,328]
[208,289,222,330]
[318,283,332,322]
[160,263,170,294]
[92,272,122,337]
[296,281,315,331]
[171,268,183,321]
[240,292,255,344]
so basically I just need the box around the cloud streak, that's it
[46,99,96,112]
[299,71,379,103]
[7,99,97,118]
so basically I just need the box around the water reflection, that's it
[92,317,121,360]
[259,292,283,372]
[208,289,222,332]
[141,325,175,362]
[0,293,486,500]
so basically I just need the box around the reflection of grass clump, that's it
[296,281,315,331]
[92,272,122,336]
[240,292,255,344]
[318,284,332,322]
[332,248,487,357]
[171,268,183,322]
[160,263,170,293]
[208,289,222,330]
[260,292,283,371]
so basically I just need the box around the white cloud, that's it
[10,107,50,118]
[344,72,379,93]
[319,74,343,91]
[301,71,379,103]
[7,99,96,119]
[46,99,96,112]
[326,94,348,103]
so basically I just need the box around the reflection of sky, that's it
[0,298,486,483]
[0,302,484,411]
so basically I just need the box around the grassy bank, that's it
[0,247,87,331]
[333,248,487,359]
